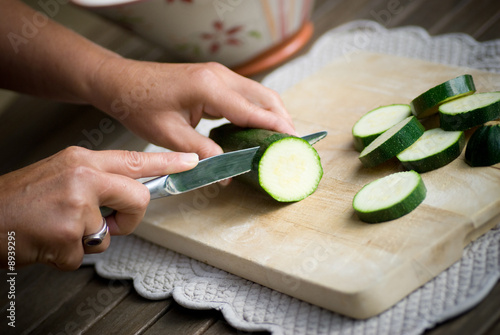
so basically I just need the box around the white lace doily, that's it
[83,20,500,335]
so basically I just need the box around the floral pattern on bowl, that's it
[72,0,315,69]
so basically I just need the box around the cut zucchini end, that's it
[258,137,323,202]
[353,170,426,223]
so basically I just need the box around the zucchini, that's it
[352,104,412,151]
[352,170,426,223]
[209,124,323,202]
[439,92,500,131]
[410,74,476,118]
[396,128,465,172]
[359,116,425,168]
[465,120,500,167]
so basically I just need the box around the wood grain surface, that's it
[134,53,500,319]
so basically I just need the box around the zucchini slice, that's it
[352,104,412,151]
[353,170,427,223]
[209,124,323,202]
[439,92,500,131]
[396,128,465,172]
[359,116,425,168]
[410,74,476,118]
[465,120,500,167]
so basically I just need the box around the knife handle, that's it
[143,175,173,200]
[98,175,172,217]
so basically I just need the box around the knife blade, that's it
[146,146,258,199]
[145,130,328,199]
[100,131,327,216]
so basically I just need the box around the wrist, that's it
[85,57,137,118]
[80,52,125,109]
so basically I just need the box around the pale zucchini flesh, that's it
[209,124,323,202]
[359,116,425,168]
[439,92,500,131]
[353,170,427,223]
[397,128,465,172]
[352,104,412,151]
[259,137,323,202]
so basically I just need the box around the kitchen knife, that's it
[146,130,327,199]
[100,131,327,216]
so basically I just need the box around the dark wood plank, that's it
[380,0,471,30]
[424,279,500,335]
[204,320,270,335]
[31,273,132,335]
[475,10,500,41]
[484,318,500,335]
[380,0,500,42]
[142,302,218,335]
[83,292,172,335]
[425,0,500,40]
[0,265,96,334]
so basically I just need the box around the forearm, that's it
[0,0,121,104]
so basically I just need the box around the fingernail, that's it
[180,153,199,166]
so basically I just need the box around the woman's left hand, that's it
[90,60,297,159]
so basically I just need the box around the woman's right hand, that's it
[0,146,198,270]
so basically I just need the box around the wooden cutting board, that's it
[134,52,500,319]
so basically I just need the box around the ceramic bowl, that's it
[71,0,315,75]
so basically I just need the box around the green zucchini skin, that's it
[410,74,476,118]
[439,93,500,131]
[352,104,412,152]
[353,171,427,223]
[209,124,323,202]
[359,116,425,168]
[397,129,465,173]
[354,133,378,152]
[209,125,290,153]
[209,124,291,190]
[465,122,500,167]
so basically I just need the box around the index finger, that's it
[86,150,199,179]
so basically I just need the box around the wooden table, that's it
[1,0,500,334]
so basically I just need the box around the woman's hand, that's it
[0,147,198,270]
[1,1,295,160]
[89,60,297,159]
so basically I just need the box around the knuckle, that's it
[59,146,89,162]
[268,89,283,104]
[123,151,146,173]
[135,185,150,210]
[58,223,83,245]
[59,166,96,211]
[44,229,84,271]
[191,64,220,86]
[205,61,226,71]
[55,254,84,271]
[260,87,285,109]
